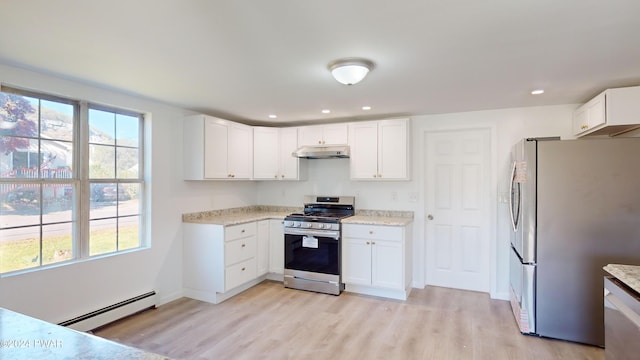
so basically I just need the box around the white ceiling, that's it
[1,0,639,125]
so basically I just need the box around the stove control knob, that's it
[294,222,301,227]
[284,221,293,227]
[303,223,312,228]
[323,223,330,229]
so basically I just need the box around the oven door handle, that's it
[284,228,340,239]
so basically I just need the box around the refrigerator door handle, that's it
[509,160,518,232]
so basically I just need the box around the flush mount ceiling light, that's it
[328,58,374,85]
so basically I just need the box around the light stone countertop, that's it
[182,206,414,227]
[343,210,414,226]
[182,206,299,225]
[341,215,413,226]
[604,264,640,294]
[0,307,168,360]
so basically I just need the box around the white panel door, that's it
[425,129,490,292]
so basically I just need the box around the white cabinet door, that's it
[343,223,407,292]
[227,123,253,179]
[185,115,253,180]
[298,124,348,146]
[256,220,270,276]
[378,119,408,179]
[269,219,284,274]
[203,119,228,179]
[349,121,379,179]
[279,127,299,179]
[572,106,589,134]
[254,127,300,181]
[322,123,349,144]
[253,127,279,179]
[342,237,372,286]
[349,118,409,180]
[586,94,605,130]
[298,125,323,146]
[371,239,403,289]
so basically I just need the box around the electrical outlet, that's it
[408,192,418,203]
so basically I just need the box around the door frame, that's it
[420,124,499,298]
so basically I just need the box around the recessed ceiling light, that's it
[321,109,331,114]
[531,89,545,95]
[362,106,371,110]
[268,114,277,119]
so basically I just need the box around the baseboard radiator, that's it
[58,291,156,332]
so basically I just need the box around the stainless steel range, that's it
[283,195,355,295]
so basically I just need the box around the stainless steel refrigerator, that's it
[508,137,640,346]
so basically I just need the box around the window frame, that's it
[0,86,147,275]
[84,102,145,257]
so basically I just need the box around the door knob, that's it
[427,214,434,220]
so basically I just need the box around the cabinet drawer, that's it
[225,236,257,266]
[342,224,403,241]
[225,258,256,291]
[225,222,257,241]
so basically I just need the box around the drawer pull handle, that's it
[241,229,245,233]
[241,244,246,247]
[369,230,373,234]
[366,241,370,245]
[372,241,376,245]
[242,267,246,271]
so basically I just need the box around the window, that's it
[88,106,143,256]
[0,88,145,274]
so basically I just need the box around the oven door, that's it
[284,232,340,275]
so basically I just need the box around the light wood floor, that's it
[93,281,603,360]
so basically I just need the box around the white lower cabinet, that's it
[268,219,285,277]
[183,218,286,304]
[342,223,412,300]
[256,220,270,276]
[183,221,260,304]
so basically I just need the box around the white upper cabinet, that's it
[573,86,640,137]
[349,118,409,180]
[253,127,279,179]
[183,115,253,180]
[279,127,302,179]
[253,127,303,180]
[298,123,349,146]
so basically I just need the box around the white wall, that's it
[0,63,256,323]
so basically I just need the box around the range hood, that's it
[292,145,350,159]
